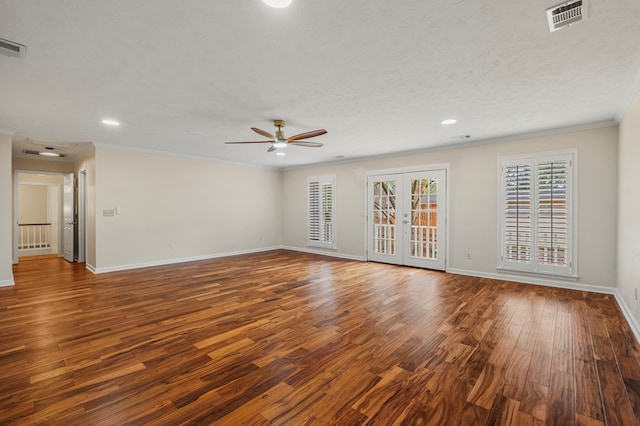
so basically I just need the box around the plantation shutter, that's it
[499,152,574,276]
[307,175,336,249]
[308,181,321,242]
[321,183,334,243]
[503,163,532,264]
[536,159,568,269]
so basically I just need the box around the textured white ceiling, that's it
[2,0,640,167]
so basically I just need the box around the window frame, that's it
[307,175,336,249]
[497,150,577,278]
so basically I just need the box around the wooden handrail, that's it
[19,223,52,227]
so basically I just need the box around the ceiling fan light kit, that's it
[225,119,327,153]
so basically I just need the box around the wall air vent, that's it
[0,38,26,58]
[547,0,587,32]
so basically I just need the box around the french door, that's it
[367,170,446,270]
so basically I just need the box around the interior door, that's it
[367,170,446,270]
[63,173,74,262]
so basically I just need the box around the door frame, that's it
[63,173,74,263]
[364,163,450,271]
[13,170,66,263]
[77,168,87,263]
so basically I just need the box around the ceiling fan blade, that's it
[290,141,324,148]
[267,145,277,152]
[251,127,275,139]
[286,129,327,142]
[225,141,273,144]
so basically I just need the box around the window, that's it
[498,151,576,277]
[307,175,336,249]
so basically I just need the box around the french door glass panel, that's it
[373,179,397,255]
[403,171,446,269]
[368,175,402,264]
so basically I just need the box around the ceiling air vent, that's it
[0,38,26,59]
[547,0,587,32]
[22,149,65,158]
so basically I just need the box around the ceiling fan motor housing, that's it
[273,119,286,140]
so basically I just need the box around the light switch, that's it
[103,209,115,217]
[115,206,121,215]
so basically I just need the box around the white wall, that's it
[618,90,640,327]
[18,185,48,223]
[282,126,618,289]
[93,146,282,272]
[0,135,14,286]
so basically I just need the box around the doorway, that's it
[367,168,447,270]
[13,170,86,264]
[16,181,61,256]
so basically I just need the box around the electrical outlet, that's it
[466,252,472,259]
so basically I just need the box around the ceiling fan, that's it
[225,120,327,152]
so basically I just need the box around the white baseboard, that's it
[448,267,640,344]
[92,246,283,274]
[614,290,640,345]
[281,246,366,262]
[86,263,96,274]
[448,268,617,294]
[0,278,15,287]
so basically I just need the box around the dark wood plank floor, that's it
[2,251,640,425]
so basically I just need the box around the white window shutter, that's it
[536,158,570,273]
[307,176,336,249]
[321,183,334,243]
[308,181,321,242]
[499,151,575,277]
[503,163,532,264]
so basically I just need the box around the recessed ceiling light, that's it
[102,119,121,126]
[262,0,292,8]
[276,152,286,156]
[441,119,457,125]
[39,151,60,157]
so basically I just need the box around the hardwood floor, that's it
[2,251,640,425]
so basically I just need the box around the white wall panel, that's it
[94,147,282,271]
